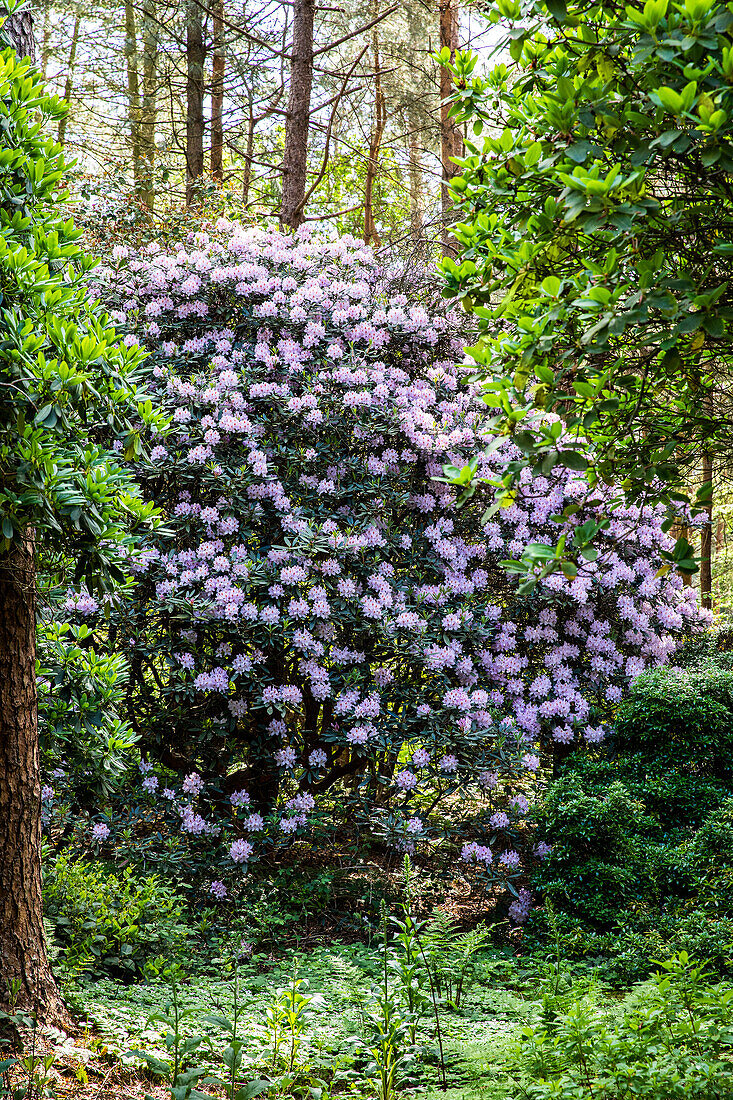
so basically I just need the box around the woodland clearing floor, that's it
[5,942,544,1100]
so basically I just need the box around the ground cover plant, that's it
[7,928,733,1100]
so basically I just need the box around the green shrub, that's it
[531,778,653,928]
[38,621,138,802]
[525,894,733,986]
[529,660,733,976]
[684,797,733,915]
[614,661,733,780]
[689,795,733,865]
[514,954,733,1098]
[566,752,729,834]
[43,851,190,977]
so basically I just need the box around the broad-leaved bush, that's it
[53,223,704,914]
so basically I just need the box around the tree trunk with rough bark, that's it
[439,0,462,256]
[408,110,424,253]
[242,95,255,206]
[210,0,224,184]
[701,453,713,610]
[280,0,314,229]
[124,0,142,186]
[40,7,50,77]
[363,23,385,246]
[0,536,70,1027]
[139,0,158,209]
[2,6,35,60]
[57,12,81,146]
[0,6,70,1033]
[186,0,205,205]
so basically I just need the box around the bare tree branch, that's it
[312,3,399,57]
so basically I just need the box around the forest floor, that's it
[4,942,631,1100]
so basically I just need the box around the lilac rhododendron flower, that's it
[462,841,492,865]
[182,772,204,796]
[230,838,253,863]
[508,888,532,924]
[72,224,707,895]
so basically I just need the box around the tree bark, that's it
[124,0,142,187]
[57,12,81,147]
[2,6,35,60]
[408,110,424,252]
[439,0,462,256]
[0,11,66,1027]
[701,454,713,611]
[242,94,255,206]
[0,536,70,1027]
[280,0,314,229]
[139,0,158,209]
[40,8,50,77]
[186,0,205,205]
[210,0,224,184]
[363,22,385,246]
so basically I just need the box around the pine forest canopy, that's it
[32,0,484,244]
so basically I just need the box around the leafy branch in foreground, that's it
[440,0,733,585]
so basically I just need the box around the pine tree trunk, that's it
[280,0,314,229]
[242,96,255,206]
[210,0,224,184]
[140,0,158,210]
[57,13,81,146]
[408,110,424,252]
[124,0,142,187]
[186,0,205,205]
[701,454,713,610]
[2,7,35,60]
[0,536,70,1027]
[363,23,385,246]
[40,9,50,77]
[439,0,462,256]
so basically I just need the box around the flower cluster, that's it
[69,223,707,914]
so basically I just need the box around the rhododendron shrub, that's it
[61,224,704,909]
